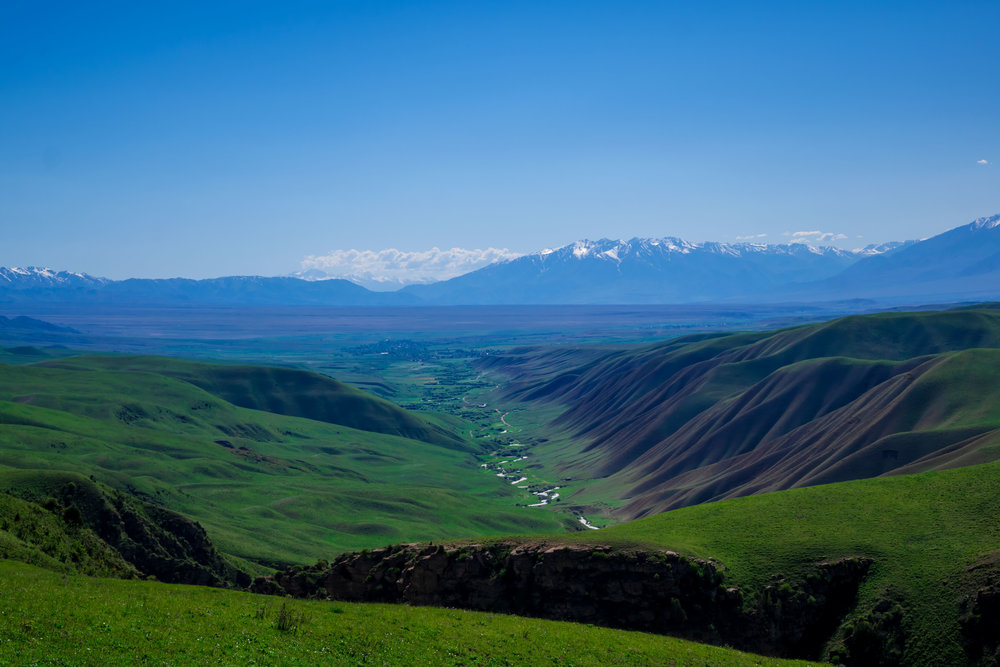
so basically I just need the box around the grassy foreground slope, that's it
[482,306,1000,517]
[0,357,567,564]
[0,560,816,666]
[531,460,1000,665]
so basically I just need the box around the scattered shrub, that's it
[275,602,306,633]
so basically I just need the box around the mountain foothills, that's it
[4,213,1000,306]
[481,305,1000,518]
[244,303,1000,665]
[3,300,1000,662]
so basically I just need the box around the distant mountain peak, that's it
[0,267,412,306]
[851,241,913,256]
[526,236,866,264]
[0,266,107,285]
[970,214,1000,230]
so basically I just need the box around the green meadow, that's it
[0,560,818,666]
[0,357,567,566]
[512,460,1000,665]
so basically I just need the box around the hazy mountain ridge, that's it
[799,213,1000,301]
[0,269,415,306]
[0,266,108,286]
[0,314,78,334]
[3,214,998,305]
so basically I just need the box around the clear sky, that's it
[1,0,997,279]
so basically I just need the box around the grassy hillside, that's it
[0,559,816,666]
[525,460,1000,665]
[482,307,1000,517]
[36,354,465,448]
[0,470,256,586]
[0,344,75,365]
[0,357,568,565]
[0,486,137,579]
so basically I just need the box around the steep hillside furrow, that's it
[621,350,1000,516]
[483,307,1000,518]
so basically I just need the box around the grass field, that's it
[0,559,820,666]
[501,460,1000,665]
[0,358,569,565]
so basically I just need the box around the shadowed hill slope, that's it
[0,470,250,586]
[484,307,1000,517]
[35,355,464,448]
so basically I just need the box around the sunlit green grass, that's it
[0,359,567,565]
[487,461,1000,666]
[0,560,820,666]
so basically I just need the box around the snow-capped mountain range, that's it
[0,269,414,306]
[399,238,909,304]
[534,237,900,261]
[0,266,108,287]
[2,215,999,306]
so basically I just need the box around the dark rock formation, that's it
[252,541,871,660]
[828,594,906,666]
[746,560,880,659]
[10,474,250,588]
[961,580,1000,666]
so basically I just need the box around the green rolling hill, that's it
[0,355,567,566]
[481,306,1000,518]
[261,459,1000,665]
[34,355,465,448]
[0,559,813,666]
[579,459,1000,665]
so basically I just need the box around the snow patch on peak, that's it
[572,242,592,259]
[852,241,911,256]
[0,266,105,285]
[970,214,1000,230]
[529,236,872,263]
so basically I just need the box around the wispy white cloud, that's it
[788,230,848,243]
[978,159,991,165]
[299,247,521,290]
[735,233,768,241]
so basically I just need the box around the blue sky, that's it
[1,0,997,279]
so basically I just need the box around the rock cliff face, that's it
[961,575,1000,665]
[252,541,871,660]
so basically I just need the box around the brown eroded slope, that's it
[483,307,1000,517]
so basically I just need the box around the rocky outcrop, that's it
[829,594,906,666]
[744,559,880,658]
[961,580,1000,666]
[252,541,871,660]
[7,473,250,588]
